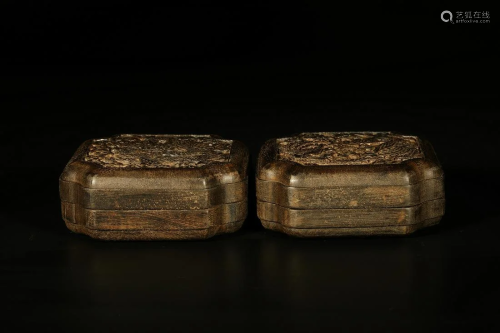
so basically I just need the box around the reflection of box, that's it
[60,134,248,240]
[257,132,445,237]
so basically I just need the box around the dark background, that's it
[1,2,499,332]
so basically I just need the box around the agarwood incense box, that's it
[257,132,445,237]
[60,134,248,240]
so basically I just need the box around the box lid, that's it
[257,132,443,187]
[60,134,248,190]
[256,132,444,209]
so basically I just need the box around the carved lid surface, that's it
[83,135,233,168]
[277,132,423,166]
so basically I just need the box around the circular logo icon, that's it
[441,10,453,23]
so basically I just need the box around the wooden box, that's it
[256,132,445,237]
[60,134,248,240]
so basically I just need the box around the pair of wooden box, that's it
[60,135,248,240]
[60,133,445,240]
[256,132,445,237]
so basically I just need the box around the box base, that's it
[257,199,444,228]
[64,219,245,240]
[260,217,442,237]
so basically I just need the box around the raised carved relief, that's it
[277,132,423,165]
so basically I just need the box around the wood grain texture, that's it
[59,134,249,240]
[257,137,443,187]
[62,200,247,231]
[257,177,443,209]
[60,179,247,210]
[260,217,442,237]
[256,132,445,237]
[60,136,248,190]
[64,220,245,240]
[258,199,444,228]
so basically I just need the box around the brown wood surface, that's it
[64,220,245,240]
[257,198,444,228]
[59,134,249,240]
[62,200,247,231]
[257,137,443,187]
[257,177,443,209]
[60,179,247,210]
[260,217,442,237]
[60,136,249,190]
[256,133,445,236]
